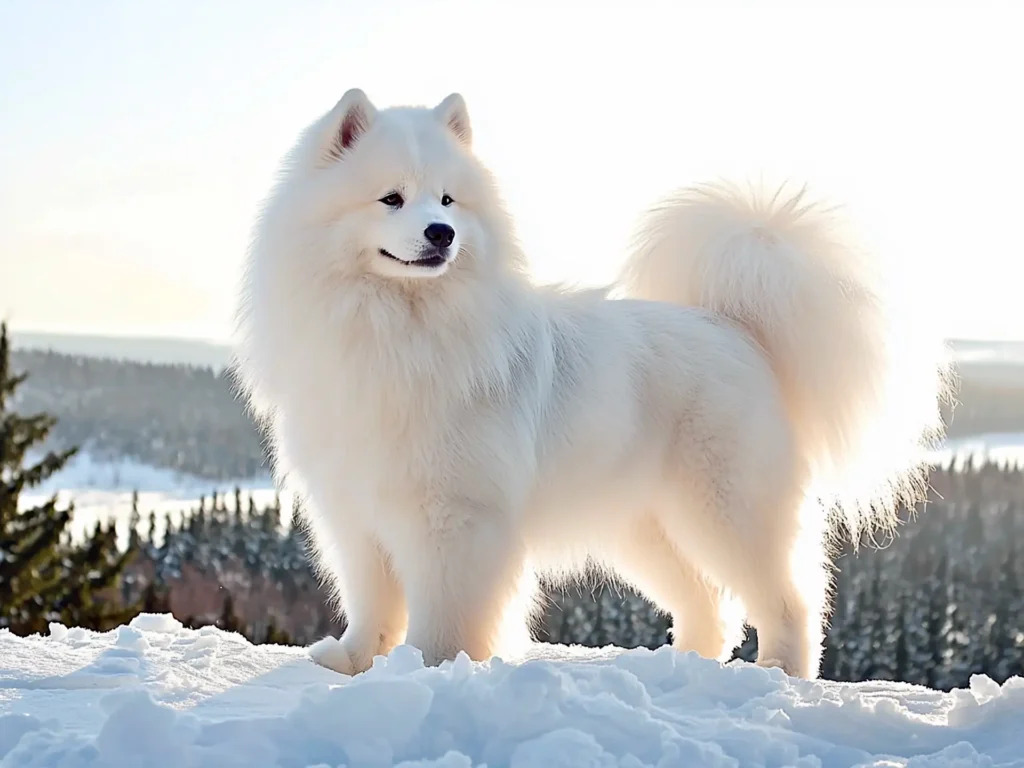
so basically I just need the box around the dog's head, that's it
[265,89,519,285]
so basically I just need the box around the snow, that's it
[18,452,280,545]
[26,450,274,505]
[1,618,1022,767]
[26,453,256,497]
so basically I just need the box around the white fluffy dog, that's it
[233,89,948,679]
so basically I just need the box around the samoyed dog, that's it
[233,89,948,679]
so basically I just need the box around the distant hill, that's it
[951,337,1024,364]
[10,331,232,370]
[10,348,266,481]
[943,340,1024,439]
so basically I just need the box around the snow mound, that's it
[1,620,1022,767]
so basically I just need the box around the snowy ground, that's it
[1,616,1021,767]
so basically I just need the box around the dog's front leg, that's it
[394,504,526,667]
[310,529,407,676]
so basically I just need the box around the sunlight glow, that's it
[1,1,1021,341]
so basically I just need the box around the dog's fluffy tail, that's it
[620,181,951,538]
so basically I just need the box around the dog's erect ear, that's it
[329,88,377,159]
[434,93,472,147]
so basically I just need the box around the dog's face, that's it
[276,89,511,284]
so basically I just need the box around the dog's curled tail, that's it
[620,181,952,539]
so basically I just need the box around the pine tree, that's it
[60,519,138,630]
[192,501,208,537]
[263,615,292,646]
[145,510,157,548]
[893,595,910,682]
[262,493,281,534]
[140,580,172,613]
[924,552,949,689]
[128,490,142,551]
[217,593,243,634]
[0,322,137,634]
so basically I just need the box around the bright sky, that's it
[1,1,1021,342]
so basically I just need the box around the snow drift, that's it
[1,615,1022,767]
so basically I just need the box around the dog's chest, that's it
[285,348,457,478]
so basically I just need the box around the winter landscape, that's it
[5,3,1024,763]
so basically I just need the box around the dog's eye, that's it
[379,192,404,208]
[441,193,454,207]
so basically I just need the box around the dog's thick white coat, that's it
[234,90,948,679]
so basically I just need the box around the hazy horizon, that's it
[13,329,1024,373]
[2,2,1023,342]
[10,327,1024,347]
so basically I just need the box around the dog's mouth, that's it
[378,248,448,269]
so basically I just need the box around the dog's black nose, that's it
[423,223,455,249]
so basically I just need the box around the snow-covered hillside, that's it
[26,453,269,497]
[18,452,280,545]
[0,616,1021,767]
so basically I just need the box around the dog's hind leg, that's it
[658,486,829,679]
[607,516,742,661]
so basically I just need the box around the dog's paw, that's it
[308,636,360,676]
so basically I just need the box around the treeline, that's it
[11,349,266,480]
[120,490,342,645]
